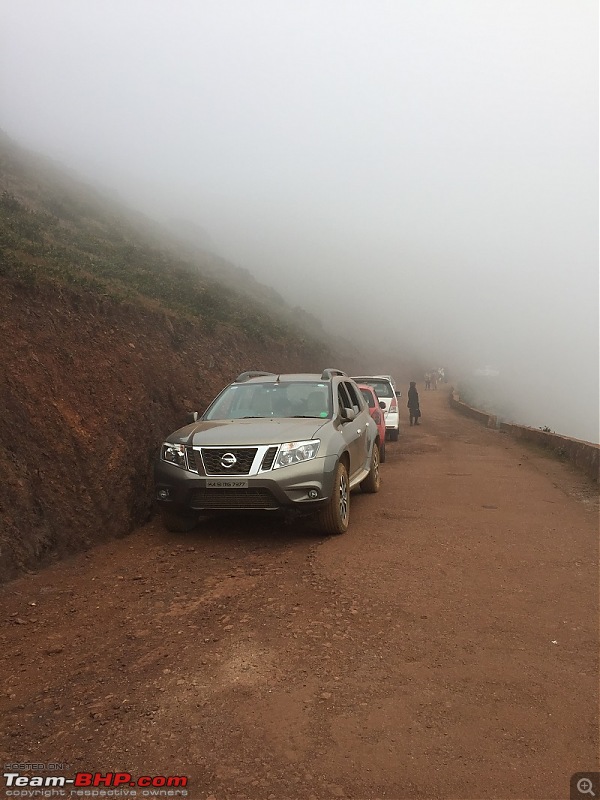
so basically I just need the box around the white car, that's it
[351,375,400,441]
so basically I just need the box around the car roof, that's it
[352,375,394,383]
[234,372,353,385]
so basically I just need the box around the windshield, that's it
[355,379,394,398]
[204,381,332,420]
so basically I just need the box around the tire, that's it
[389,428,399,442]
[161,509,198,533]
[316,461,350,535]
[361,444,381,493]
[379,439,386,463]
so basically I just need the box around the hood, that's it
[169,418,329,447]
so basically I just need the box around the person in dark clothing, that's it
[407,381,421,426]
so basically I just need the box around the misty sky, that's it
[1,1,598,441]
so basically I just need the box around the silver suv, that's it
[154,369,381,535]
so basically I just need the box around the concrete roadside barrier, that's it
[449,389,498,429]
[497,422,599,482]
[449,388,599,482]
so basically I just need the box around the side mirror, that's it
[379,401,386,410]
[341,407,356,423]
[185,411,199,425]
[395,390,402,398]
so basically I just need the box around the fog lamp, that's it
[308,489,319,499]
[157,488,170,501]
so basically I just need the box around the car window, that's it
[359,388,376,408]
[357,379,393,398]
[204,381,332,420]
[337,383,352,414]
[286,382,331,418]
[343,381,362,414]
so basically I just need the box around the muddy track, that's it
[1,389,598,799]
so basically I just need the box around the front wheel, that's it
[361,444,381,493]
[316,461,350,535]
[161,509,198,532]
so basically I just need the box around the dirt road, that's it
[1,389,598,800]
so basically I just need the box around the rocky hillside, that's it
[0,133,339,582]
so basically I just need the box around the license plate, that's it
[206,479,249,489]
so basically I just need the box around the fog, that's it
[1,0,598,441]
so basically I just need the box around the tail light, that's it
[373,410,381,425]
[390,397,397,412]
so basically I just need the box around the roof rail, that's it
[234,371,276,383]
[320,368,347,380]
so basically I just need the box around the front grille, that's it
[260,446,278,471]
[186,447,199,472]
[190,488,279,510]
[201,448,258,475]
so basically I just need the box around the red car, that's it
[357,384,386,463]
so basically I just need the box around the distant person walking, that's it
[424,372,431,390]
[430,371,438,390]
[407,381,421,426]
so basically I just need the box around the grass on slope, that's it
[0,134,324,347]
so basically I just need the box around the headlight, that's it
[161,442,187,469]
[273,439,320,469]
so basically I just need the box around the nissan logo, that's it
[220,452,237,469]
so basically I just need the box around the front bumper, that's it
[154,454,339,513]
